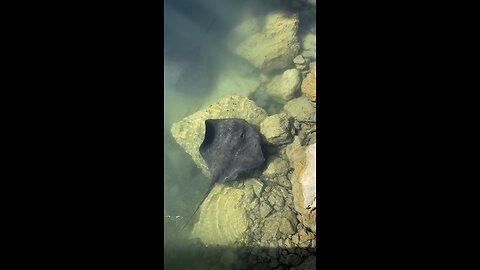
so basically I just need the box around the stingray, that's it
[180,118,265,231]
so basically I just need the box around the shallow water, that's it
[164,0,316,269]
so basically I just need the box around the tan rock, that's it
[291,233,300,245]
[190,185,247,246]
[298,228,314,243]
[262,213,281,240]
[283,209,299,231]
[302,33,316,51]
[260,210,297,240]
[265,69,301,102]
[302,209,316,233]
[262,156,290,177]
[284,238,296,252]
[259,202,273,218]
[301,66,316,102]
[291,143,316,215]
[233,11,300,74]
[245,178,264,198]
[278,216,295,236]
[286,136,303,167]
[260,113,293,145]
[284,96,316,122]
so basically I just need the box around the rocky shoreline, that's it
[168,3,316,270]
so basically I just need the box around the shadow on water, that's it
[165,220,316,270]
[165,246,316,270]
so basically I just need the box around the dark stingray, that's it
[180,118,265,231]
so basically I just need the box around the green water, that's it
[164,0,316,269]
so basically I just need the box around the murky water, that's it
[164,0,316,269]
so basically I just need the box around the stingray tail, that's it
[179,181,216,232]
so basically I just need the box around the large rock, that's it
[286,136,303,168]
[190,184,248,246]
[265,69,301,102]
[261,212,297,241]
[301,50,316,60]
[301,66,316,102]
[171,96,267,175]
[291,143,316,215]
[244,178,264,198]
[233,11,300,74]
[299,208,316,233]
[260,112,293,145]
[302,33,316,51]
[284,96,316,122]
[262,156,290,177]
[293,55,306,65]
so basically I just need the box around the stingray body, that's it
[200,118,265,183]
[180,118,265,231]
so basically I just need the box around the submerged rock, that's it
[244,186,255,203]
[301,66,316,102]
[265,69,301,102]
[291,143,316,227]
[260,113,293,145]
[278,217,295,236]
[284,96,316,123]
[262,156,290,177]
[260,208,298,244]
[170,96,267,175]
[301,50,316,60]
[190,184,248,246]
[233,11,300,74]
[293,55,306,65]
[296,65,308,72]
[300,209,316,233]
[286,136,303,168]
[245,178,264,198]
[259,202,273,218]
[302,34,316,51]
[277,175,292,188]
[298,228,315,244]
[262,213,282,241]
